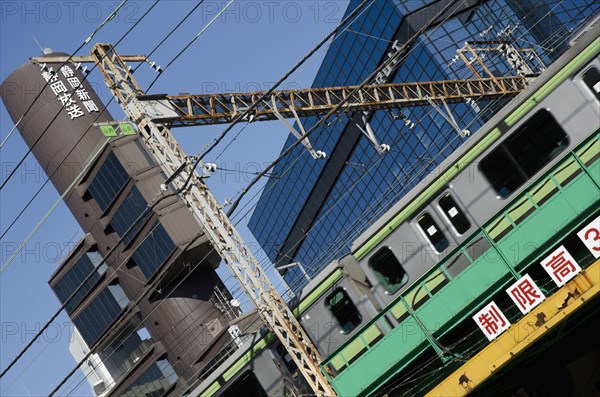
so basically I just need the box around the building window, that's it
[131,223,175,279]
[87,152,129,211]
[369,246,408,294]
[582,66,600,100]
[121,358,177,397]
[52,250,106,314]
[479,110,569,199]
[438,193,471,235]
[109,186,149,245]
[326,288,362,334]
[73,283,127,346]
[417,213,450,253]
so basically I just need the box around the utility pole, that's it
[30,39,538,396]
[89,43,337,396]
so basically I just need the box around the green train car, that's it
[188,21,600,397]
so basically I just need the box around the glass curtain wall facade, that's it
[248,0,599,292]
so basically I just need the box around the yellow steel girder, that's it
[426,259,600,397]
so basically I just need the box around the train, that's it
[186,20,600,397]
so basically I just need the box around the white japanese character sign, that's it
[41,70,58,83]
[66,76,81,89]
[540,245,581,287]
[49,80,67,96]
[60,66,74,78]
[577,215,600,259]
[82,100,99,113]
[506,274,545,314]
[66,104,84,120]
[75,89,91,101]
[57,93,75,108]
[473,301,510,341]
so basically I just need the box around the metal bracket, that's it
[356,114,391,154]
[268,97,326,159]
[425,97,470,138]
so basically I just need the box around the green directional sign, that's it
[99,125,117,137]
[119,123,136,136]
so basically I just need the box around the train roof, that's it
[351,22,600,255]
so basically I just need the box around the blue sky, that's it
[0,1,348,395]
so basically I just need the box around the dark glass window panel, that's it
[417,213,450,253]
[52,251,105,314]
[110,187,149,245]
[582,66,600,100]
[73,286,124,346]
[222,371,267,397]
[246,1,594,294]
[480,110,568,198]
[325,288,362,334]
[438,193,471,235]
[479,146,526,198]
[505,111,569,175]
[369,246,408,294]
[87,152,129,211]
[121,358,177,397]
[132,223,175,279]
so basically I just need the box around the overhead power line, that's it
[0,0,162,242]
[4,0,592,392]
[224,0,462,217]
[35,0,380,387]
[0,0,130,155]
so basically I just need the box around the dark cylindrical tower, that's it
[1,53,232,395]
[1,52,111,205]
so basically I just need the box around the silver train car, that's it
[188,22,600,397]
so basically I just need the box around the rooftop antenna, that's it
[32,35,52,55]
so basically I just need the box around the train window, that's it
[369,247,408,294]
[480,110,569,198]
[438,193,470,235]
[582,66,600,100]
[417,213,450,252]
[326,288,362,334]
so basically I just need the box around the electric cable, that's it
[223,0,462,217]
[7,2,592,392]
[1,0,243,387]
[144,0,234,92]
[0,0,162,244]
[196,0,377,160]
[0,0,131,168]
[0,139,110,275]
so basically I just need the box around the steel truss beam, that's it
[41,40,537,396]
[137,76,531,127]
[89,43,337,397]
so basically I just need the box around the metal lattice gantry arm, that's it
[137,75,531,127]
[89,43,337,397]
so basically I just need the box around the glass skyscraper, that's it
[248,0,599,293]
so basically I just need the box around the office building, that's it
[249,0,599,292]
[1,53,239,396]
